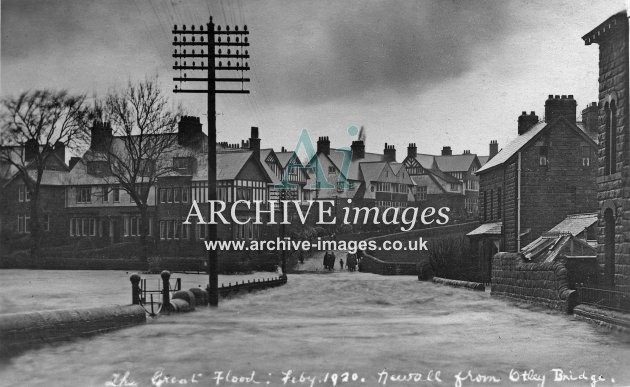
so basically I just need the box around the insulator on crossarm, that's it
[245,50,248,55]
[244,25,248,31]
[227,49,231,55]
[174,36,178,42]
[218,37,221,43]
[192,61,195,66]
[184,73,187,78]
[236,37,240,43]
[228,61,231,66]
[192,49,195,54]
[200,25,204,31]
[183,49,187,54]
[226,25,230,31]
[174,24,178,30]
[175,61,179,66]
[192,36,195,42]
[227,37,231,43]
[235,26,239,31]
[217,25,221,31]
[175,84,178,90]
[218,49,222,54]
[218,61,222,67]
[244,37,248,43]
[183,36,187,42]
[174,49,177,54]
[183,25,187,31]
[201,36,204,42]
[192,25,195,31]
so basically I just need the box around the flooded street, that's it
[0,267,629,387]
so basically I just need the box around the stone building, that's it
[583,11,629,292]
[470,95,599,277]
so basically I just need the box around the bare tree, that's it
[0,90,90,258]
[91,78,182,258]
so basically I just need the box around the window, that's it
[174,187,182,203]
[497,187,502,220]
[415,186,427,201]
[490,189,494,220]
[539,145,549,166]
[605,100,617,175]
[450,183,459,192]
[236,188,252,201]
[182,187,189,203]
[77,187,92,203]
[113,187,120,203]
[18,185,30,202]
[102,187,109,203]
[167,188,174,203]
[173,157,191,172]
[581,145,591,167]
[160,188,167,203]
[483,191,488,222]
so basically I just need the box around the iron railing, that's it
[577,285,630,313]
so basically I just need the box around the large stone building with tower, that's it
[583,11,629,292]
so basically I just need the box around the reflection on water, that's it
[0,271,629,387]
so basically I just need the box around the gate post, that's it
[130,274,141,305]
[161,270,171,311]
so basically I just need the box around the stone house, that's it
[470,95,599,276]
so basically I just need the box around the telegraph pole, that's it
[172,17,250,306]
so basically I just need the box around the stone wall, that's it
[491,252,577,313]
[0,305,146,354]
[593,13,630,294]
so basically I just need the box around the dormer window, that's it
[173,157,191,174]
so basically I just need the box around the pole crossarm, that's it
[171,16,251,307]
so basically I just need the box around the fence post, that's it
[130,274,141,305]
[161,270,171,311]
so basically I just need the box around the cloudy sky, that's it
[1,0,626,158]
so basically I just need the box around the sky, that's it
[1,0,626,159]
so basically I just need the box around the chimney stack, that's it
[545,94,576,124]
[407,143,417,159]
[581,102,599,135]
[24,139,38,162]
[489,140,499,160]
[178,116,202,146]
[351,140,365,160]
[90,120,113,151]
[383,143,396,162]
[441,146,452,156]
[249,126,260,158]
[317,136,331,155]
[518,111,539,135]
[462,150,471,155]
[53,141,66,164]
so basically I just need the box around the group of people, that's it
[322,251,360,271]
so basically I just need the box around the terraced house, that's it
[470,95,598,277]
[65,117,273,250]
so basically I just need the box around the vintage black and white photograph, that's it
[0,0,629,386]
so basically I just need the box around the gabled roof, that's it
[478,156,489,166]
[429,167,461,185]
[413,154,436,169]
[327,149,384,181]
[275,151,310,181]
[259,148,282,185]
[476,117,597,174]
[434,154,478,172]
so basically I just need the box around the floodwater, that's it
[0,268,629,387]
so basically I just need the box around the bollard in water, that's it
[161,270,171,311]
[130,274,141,305]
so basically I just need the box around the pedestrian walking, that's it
[339,258,344,270]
